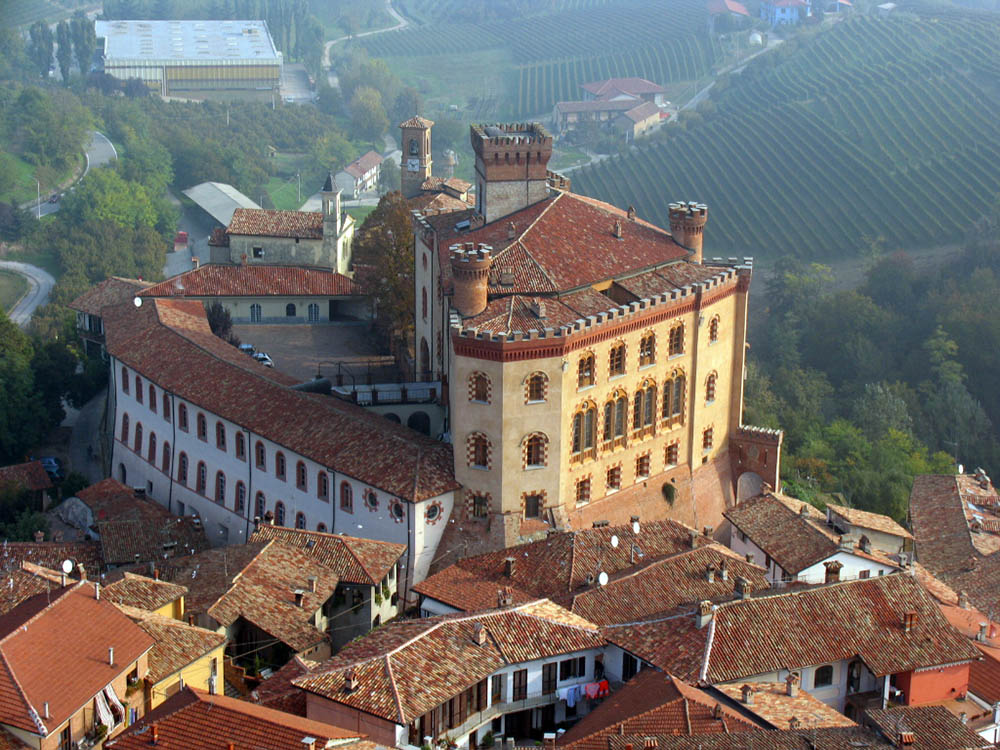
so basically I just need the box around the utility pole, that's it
[36,180,40,219]
[297,172,300,203]
[226,106,230,126]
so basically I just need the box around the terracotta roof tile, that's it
[110,687,365,750]
[104,573,187,612]
[622,101,661,123]
[555,100,639,115]
[865,705,992,749]
[910,475,978,576]
[251,655,319,715]
[158,545,264,616]
[0,462,52,493]
[400,116,434,129]
[713,683,855,729]
[294,600,604,723]
[581,78,666,98]
[68,276,152,316]
[227,208,324,239]
[140,264,361,298]
[828,504,913,540]
[603,613,707,683]
[0,542,101,578]
[343,151,383,180]
[607,729,869,750]
[115,604,225,683]
[939,604,1000,703]
[408,191,473,213]
[249,526,404,586]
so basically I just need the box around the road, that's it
[0,260,56,327]
[26,131,117,219]
[68,392,107,484]
[323,1,409,68]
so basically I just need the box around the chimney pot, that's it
[719,560,729,581]
[109,646,114,666]
[735,576,751,599]
[153,569,160,581]
[504,557,515,578]
[307,576,317,593]
[960,712,968,724]
[978,623,988,642]
[60,573,66,587]
[95,582,101,600]
[497,587,513,608]
[703,526,714,538]
[902,610,917,633]
[302,737,316,750]
[789,717,801,729]
[344,668,358,692]
[473,622,487,646]
[959,590,970,609]
[613,220,623,239]
[689,529,699,549]
[78,564,87,581]
[150,724,158,745]
[696,600,714,628]
[705,564,716,583]
[188,613,194,626]
[43,702,49,719]
[785,673,799,697]
[799,504,808,516]
[741,684,754,705]
[294,589,305,607]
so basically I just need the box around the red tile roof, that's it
[939,604,1000,703]
[0,582,153,735]
[708,0,750,15]
[0,542,102,579]
[555,100,640,115]
[408,191,473,213]
[827,503,913,540]
[865,706,992,749]
[227,208,324,239]
[399,116,434,129]
[603,613,707,682]
[104,573,187,612]
[0,462,52,493]
[294,600,604,723]
[109,687,365,750]
[581,78,666,98]
[558,669,757,750]
[712,683,856,730]
[343,151,383,180]
[115,604,225,683]
[158,544,264,617]
[621,101,661,124]
[139,264,361,298]
[251,654,319,715]
[68,277,152,317]
[249,526,404,586]
[102,298,458,502]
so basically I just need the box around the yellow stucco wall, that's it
[148,643,226,711]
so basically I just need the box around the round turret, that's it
[668,201,709,264]
[450,243,493,318]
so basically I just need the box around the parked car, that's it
[35,456,63,480]
[252,352,274,368]
[48,193,60,204]
[238,343,256,356]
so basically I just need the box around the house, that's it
[553,79,666,136]
[335,151,383,198]
[107,687,369,750]
[0,461,53,510]
[292,599,609,749]
[251,655,319,715]
[603,573,981,717]
[104,573,187,620]
[581,78,666,106]
[215,176,355,274]
[69,277,153,358]
[723,492,900,585]
[707,0,751,28]
[248,525,405,649]
[826,503,913,555]
[138,263,369,324]
[877,1,897,14]
[614,101,661,142]
[113,604,226,712]
[712,681,857,730]
[0,579,154,750]
[552,99,640,135]
[761,0,810,25]
[939,599,1000,742]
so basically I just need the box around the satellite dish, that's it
[60,559,73,574]
[598,572,609,586]
[610,535,619,548]
[133,296,143,308]
[632,521,640,534]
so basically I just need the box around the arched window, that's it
[178,404,188,432]
[340,482,353,511]
[409,138,419,156]
[308,303,319,322]
[639,332,656,367]
[571,402,598,456]
[196,462,207,494]
[162,441,171,473]
[422,253,428,270]
[215,471,226,504]
[469,433,490,469]
[255,441,266,469]
[149,385,157,413]
[524,434,547,469]
[216,422,226,451]
[235,481,246,514]
[236,433,246,461]
[668,323,685,356]
[814,664,834,688]
[633,381,656,431]
[419,338,430,379]
[196,413,207,441]
[318,471,329,500]
[662,372,685,420]
[275,452,286,480]
[469,372,490,403]
[608,342,626,377]
[275,502,286,526]
[525,373,547,403]
[250,303,262,323]
[285,303,296,317]
[255,491,266,520]
[147,431,157,462]
[178,453,189,484]
[296,461,307,491]
[578,353,595,388]
[162,393,170,421]
[421,287,428,320]
[709,316,720,343]
[317,522,328,533]
[134,422,143,453]
[120,413,130,443]
[135,376,143,403]
[122,368,129,393]
[603,392,628,442]
[364,489,378,511]
[706,373,717,403]
[295,512,306,529]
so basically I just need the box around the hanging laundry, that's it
[557,686,571,702]
[597,679,610,697]
[567,684,581,708]
[584,682,601,699]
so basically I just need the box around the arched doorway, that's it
[118,463,127,484]
[419,337,430,381]
[736,471,763,501]
[407,411,431,435]
[384,413,401,423]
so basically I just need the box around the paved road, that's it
[67,392,107,484]
[0,260,56,327]
[26,131,117,219]
[323,0,409,67]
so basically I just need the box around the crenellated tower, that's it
[668,201,709,264]
[470,123,553,224]
[400,116,434,199]
[450,243,492,318]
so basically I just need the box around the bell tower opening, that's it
[399,115,434,199]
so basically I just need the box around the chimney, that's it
[150,724,158,745]
[735,576,751,600]
[703,526,714,538]
[302,738,317,750]
[824,560,843,584]
[643,739,656,749]
[108,647,114,666]
[786,673,799,697]
[60,573,66,587]
[450,243,493,318]
[192,256,200,269]
[896,731,915,748]
[799,504,808,516]
[43,702,49,719]
[719,559,729,582]
[902,610,917,633]
[667,201,708,264]
[473,622,487,646]
[860,535,872,554]
[689,529,699,549]
[705,564,716,583]
[712,703,722,719]
[33,530,43,543]
[993,701,1000,725]
[696,600,714,628]
[188,613,195,626]
[344,668,358,693]
[294,589,305,607]
[740,684,754,705]
[745,553,754,565]
[788,717,801,730]
[978,623,988,642]
[153,569,160,581]
[960,712,968,724]
[497,587,513,608]
[627,206,636,221]
[613,220,623,239]
[95,582,101,600]
[307,576,317,593]
[507,222,516,239]
[959,590,970,609]
[504,557,515,578]
[78,564,87,581]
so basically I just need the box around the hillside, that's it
[571,12,1000,259]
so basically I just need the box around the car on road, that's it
[48,193,60,204]
[238,343,256,356]
[252,352,274,367]
[34,456,63,481]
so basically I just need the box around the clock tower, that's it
[399,115,434,199]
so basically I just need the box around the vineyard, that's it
[572,13,1000,259]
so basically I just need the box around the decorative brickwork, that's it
[468,371,492,403]
[467,432,493,470]
[464,489,492,519]
[575,476,592,506]
[525,372,549,403]
[605,462,623,494]
[425,500,445,525]
[521,490,547,519]
[665,441,680,468]
[522,432,549,469]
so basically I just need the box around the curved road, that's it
[0,261,56,327]
[323,1,408,68]
[29,130,117,218]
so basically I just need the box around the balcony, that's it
[332,382,440,406]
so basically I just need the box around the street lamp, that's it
[36,180,40,219]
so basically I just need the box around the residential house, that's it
[707,0,751,32]
[69,277,153,358]
[711,681,858,730]
[104,573,187,620]
[293,600,611,748]
[604,574,980,717]
[939,599,1000,742]
[107,687,369,750]
[614,101,661,142]
[409,176,474,215]
[581,78,666,105]
[251,655,319,715]
[552,99,640,135]
[249,525,406,649]
[723,492,900,585]
[138,263,368,324]
[335,151,383,199]
[825,503,913,555]
[0,580,154,750]
[760,0,810,25]
[0,462,53,510]
[113,604,226,711]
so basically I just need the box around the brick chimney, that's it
[302,738,317,750]
[902,610,917,633]
[473,622,487,646]
[344,668,358,693]
[642,739,656,749]
[294,589,305,607]
[497,587,513,608]
[705,564,716,583]
[696,600,714,628]
[150,724,158,745]
[824,560,843,584]
[503,557,515,578]
[897,731,915,748]
[719,559,729,582]
[789,717,801,730]
[307,576,317,593]
[735,576,752,600]
[959,590,970,609]
[689,529,699,549]
[450,243,492,318]
[613,219,623,239]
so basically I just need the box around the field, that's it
[571,13,1000,260]
[0,152,80,206]
[4,0,86,27]
[0,270,28,313]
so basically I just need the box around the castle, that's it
[410,121,781,551]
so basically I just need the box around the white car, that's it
[253,352,274,368]
[238,344,255,356]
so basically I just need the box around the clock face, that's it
[407,158,420,172]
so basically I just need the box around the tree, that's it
[60,168,157,230]
[12,87,92,171]
[27,22,54,79]
[56,21,74,83]
[851,383,913,442]
[206,302,241,347]
[316,81,344,117]
[123,78,150,98]
[391,87,422,128]
[0,154,18,199]
[71,13,97,75]
[0,310,47,464]
[349,86,389,143]
[379,158,399,194]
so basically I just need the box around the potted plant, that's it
[93,723,108,742]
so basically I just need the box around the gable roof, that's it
[248,526,404,586]
[139,264,361,299]
[621,101,661,124]
[68,277,152,317]
[865,706,992,749]
[114,604,225,683]
[707,0,750,14]
[227,208,324,240]
[0,581,153,736]
[109,687,365,750]
[158,544,265,617]
[103,573,187,612]
[910,475,980,575]
[102,297,458,502]
[827,503,913,540]
[342,151,383,180]
[0,462,51,494]
[558,669,757,750]
[294,600,604,724]
[555,99,640,115]
[0,542,102,579]
[712,683,856,730]
[581,78,666,98]
[400,116,434,129]
[939,603,1000,703]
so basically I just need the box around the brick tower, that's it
[400,116,434,199]
[450,243,492,317]
[668,201,709,264]
[470,123,553,224]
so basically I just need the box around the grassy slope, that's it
[0,270,29,312]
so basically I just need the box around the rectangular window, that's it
[606,466,621,492]
[859,569,870,579]
[491,674,505,705]
[559,656,587,681]
[512,669,528,701]
[542,663,558,695]
[666,442,679,467]
[252,246,263,258]
[636,454,650,478]
[575,478,591,506]
[473,495,488,518]
[236,433,245,460]
[524,494,541,519]
[609,345,625,377]
[703,427,714,451]
[622,653,639,681]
